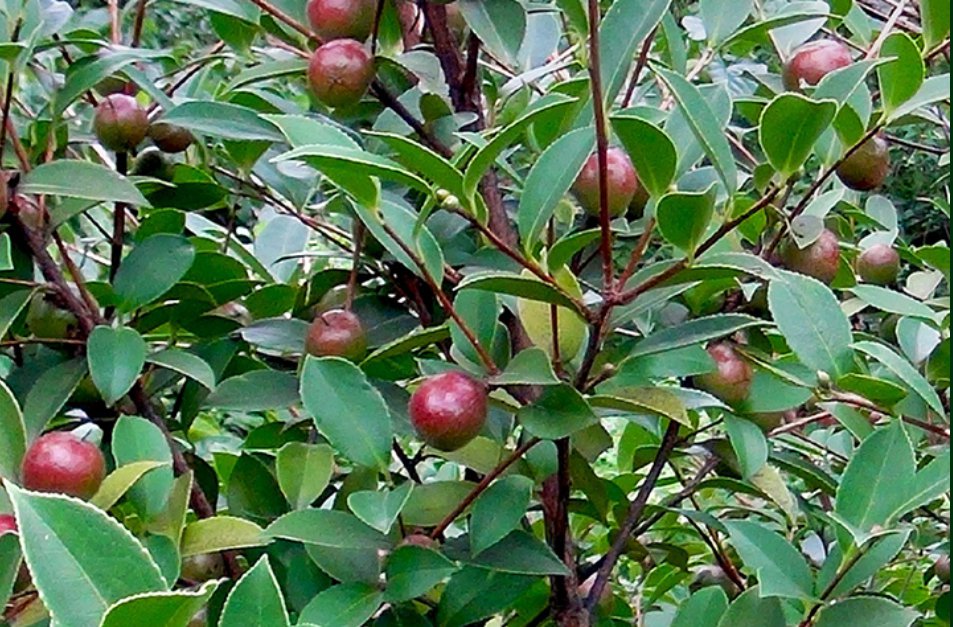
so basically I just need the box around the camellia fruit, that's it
[782,40,852,91]
[572,147,638,217]
[409,371,487,451]
[92,93,149,152]
[180,553,225,583]
[21,431,106,500]
[694,342,753,405]
[305,308,367,360]
[308,39,375,108]
[149,122,195,153]
[836,135,890,191]
[936,555,950,584]
[306,0,375,42]
[0,514,16,535]
[780,228,841,285]
[856,243,900,285]
[517,267,587,362]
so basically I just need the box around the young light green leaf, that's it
[111,416,174,519]
[20,160,150,206]
[490,347,560,386]
[275,442,334,510]
[671,587,728,627]
[180,516,265,557]
[456,271,582,311]
[469,475,534,556]
[598,0,671,99]
[724,415,768,479]
[758,93,837,178]
[22,357,87,440]
[347,482,414,534]
[715,586,785,627]
[700,0,753,44]
[921,0,950,50]
[87,326,147,405]
[219,555,290,627]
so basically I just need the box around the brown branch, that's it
[615,217,656,290]
[109,152,128,282]
[621,25,658,108]
[131,0,149,47]
[345,221,364,310]
[586,0,614,295]
[369,82,453,158]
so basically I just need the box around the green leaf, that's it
[19,160,150,206]
[517,126,595,247]
[724,415,767,479]
[385,545,458,603]
[469,475,534,556]
[160,101,283,141]
[87,326,146,405]
[226,454,288,524]
[275,442,334,510]
[814,596,918,627]
[878,33,925,115]
[456,271,581,311]
[181,516,265,557]
[353,199,444,281]
[657,186,716,254]
[853,341,945,416]
[768,271,853,378]
[700,0,752,43]
[7,485,166,627]
[55,49,168,116]
[672,587,729,627]
[111,416,174,518]
[458,0,526,66]
[0,380,25,482]
[922,0,950,50]
[368,131,464,198]
[402,481,476,527]
[450,289,498,371]
[299,582,383,627]
[219,555,290,627]
[437,567,535,627]
[892,448,950,519]
[204,370,299,411]
[724,521,814,599]
[0,290,33,343]
[759,94,837,178]
[888,73,950,121]
[519,383,597,439]
[146,349,217,390]
[598,0,671,99]
[224,58,309,92]
[276,144,430,194]
[347,482,414,534]
[589,387,691,426]
[851,285,936,321]
[0,534,19,613]
[362,324,450,364]
[300,357,392,470]
[823,530,910,597]
[490,347,560,386]
[113,235,196,312]
[100,580,220,627]
[91,460,169,512]
[629,314,766,358]
[654,67,737,193]
[22,357,87,440]
[611,114,677,197]
[266,509,391,549]
[469,530,569,575]
[715,587,785,627]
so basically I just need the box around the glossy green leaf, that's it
[100,580,220,627]
[724,415,767,479]
[275,442,334,510]
[759,93,836,178]
[671,587,728,627]
[219,555,290,627]
[87,326,147,405]
[160,101,283,141]
[851,285,936,321]
[353,199,444,281]
[469,530,569,575]
[347,482,413,534]
[368,131,464,198]
[20,160,149,206]
[715,587,784,627]
[436,566,535,627]
[22,357,87,440]
[299,582,383,627]
[113,235,196,312]
[490,347,560,386]
[181,516,265,557]
[266,509,392,549]
[589,387,691,426]
[724,521,814,599]
[385,545,458,603]
[888,73,950,121]
[656,186,716,254]
[598,0,671,99]
[277,144,430,193]
[402,481,476,527]
[111,416,174,518]
[91,460,168,512]
[629,314,766,358]
[700,0,753,43]
[921,0,950,50]
[456,271,581,311]
[853,341,945,416]
[146,349,217,390]
[458,0,526,66]
[0,380,25,482]
[469,475,534,556]
[449,289,498,371]
[878,33,925,115]
[611,114,677,196]
[519,383,597,439]
[204,369,299,411]
[815,596,918,627]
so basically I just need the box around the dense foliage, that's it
[0,0,948,625]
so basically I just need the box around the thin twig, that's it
[109,152,128,282]
[586,0,614,295]
[621,26,658,108]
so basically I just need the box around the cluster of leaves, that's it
[0,0,948,626]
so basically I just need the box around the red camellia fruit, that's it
[305,308,367,360]
[92,93,149,152]
[409,371,488,451]
[695,343,753,404]
[308,39,375,108]
[836,135,890,191]
[0,514,17,535]
[148,122,195,153]
[306,0,376,42]
[856,244,900,285]
[21,432,106,500]
[782,40,852,91]
[573,147,639,217]
[780,228,841,285]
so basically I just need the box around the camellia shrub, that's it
[0,0,948,626]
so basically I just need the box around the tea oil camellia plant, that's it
[0,0,948,624]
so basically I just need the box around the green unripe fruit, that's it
[92,94,149,152]
[517,267,587,362]
[305,308,367,361]
[782,39,852,91]
[409,371,487,451]
[308,39,375,108]
[780,228,841,285]
[148,122,195,154]
[306,0,376,42]
[694,342,753,405]
[856,244,900,285]
[572,147,638,217]
[26,292,79,339]
[21,432,106,500]
[130,148,175,181]
[836,135,890,191]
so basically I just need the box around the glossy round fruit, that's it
[21,432,106,500]
[936,555,950,584]
[305,308,367,360]
[572,147,638,217]
[0,514,16,535]
[836,135,890,191]
[306,0,375,42]
[180,553,225,583]
[308,39,375,108]
[856,244,900,285]
[92,94,149,152]
[409,371,487,452]
[782,40,852,91]
[26,292,79,340]
[780,228,841,285]
[130,148,175,181]
[149,122,194,153]
[517,267,587,362]
[689,565,740,598]
[694,343,753,405]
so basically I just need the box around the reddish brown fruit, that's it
[836,135,890,191]
[572,147,639,218]
[936,555,950,584]
[409,371,487,451]
[305,308,367,360]
[695,343,753,405]
[782,40,852,91]
[306,0,375,41]
[0,514,16,535]
[856,244,900,285]
[21,432,106,500]
[308,39,375,108]
[780,228,841,285]
[148,122,195,153]
[92,94,149,152]
[180,553,226,583]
